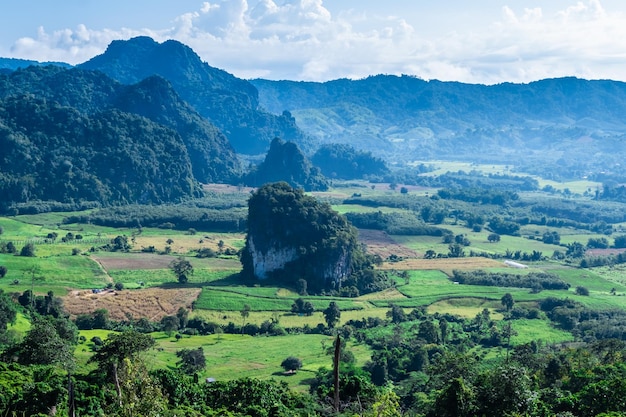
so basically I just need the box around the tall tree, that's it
[323,302,341,329]
[501,293,515,312]
[169,257,193,284]
[89,330,156,407]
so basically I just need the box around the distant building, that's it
[504,260,528,269]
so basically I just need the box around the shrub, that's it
[280,356,303,372]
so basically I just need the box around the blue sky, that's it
[2,0,626,84]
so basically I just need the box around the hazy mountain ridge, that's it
[251,75,626,177]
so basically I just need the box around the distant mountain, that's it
[0,57,72,71]
[79,36,310,154]
[243,137,328,191]
[251,75,626,179]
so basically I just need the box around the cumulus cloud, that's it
[7,0,626,83]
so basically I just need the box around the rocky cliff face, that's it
[241,182,359,293]
[247,236,298,280]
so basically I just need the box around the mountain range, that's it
[3,36,626,209]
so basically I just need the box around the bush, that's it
[576,286,590,296]
[20,243,36,257]
[280,356,303,372]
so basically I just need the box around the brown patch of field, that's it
[358,229,419,259]
[63,287,201,321]
[91,253,176,270]
[378,257,502,273]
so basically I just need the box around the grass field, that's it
[4,191,626,392]
[75,330,371,391]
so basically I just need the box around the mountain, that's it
[0,95,200,208]
[250,75,626,179]
[0,64,245,210]
[0,65,241,184]
[79,36,310,154]
[0,57,72,71]
[243,137,328,191]
[241,182,357,293]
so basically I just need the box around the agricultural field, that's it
[4,177,626,392]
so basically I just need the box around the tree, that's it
[448,243,465,258]
[169,256,193,284]
[418,320,439,344]
[0,289,17,333]
[176,307,189,328]
[20,243,36,257]
[296,278,308,296]
[566,241,586,258]
[13,316,76,367]
[501,293,514,312]
[0,266,7,278]
[387,304,406,324]
[487,233,501,243]
[176,347,206,374]
[89,330,156,407]
[240,304,251,332]
[280,356,303,372]
[160,315,180,336]
[576,286,590,296]
[323,301,341,328]
[111,235,131,252]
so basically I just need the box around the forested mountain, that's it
[79,36,310,154]
[0,65,242,210]
[251,75,626,179]
[243,137,328,192]
[0,96,200,208]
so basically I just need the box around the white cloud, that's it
[7,0,626,83]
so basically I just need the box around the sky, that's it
[2,0,626,84]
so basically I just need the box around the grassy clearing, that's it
[192,307,390,328]
[510,319,575,345]
[148,333,371,391]
[426,298,504,319]
[0,253,109,294]
[76,330,371,391]
[194,288,364,312]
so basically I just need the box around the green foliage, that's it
[0,289,17,333]
[8,315,76,367]
[0,94,202,209]
[19,242,36,257]
[452,270,570,291]
[280,356,303,372]
[169,256,194,284]
[176,347,206,374]
[323,302,341,328]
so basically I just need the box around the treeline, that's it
[452,270,570,291]
[344,211,450,236]
[64,204,248,233]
